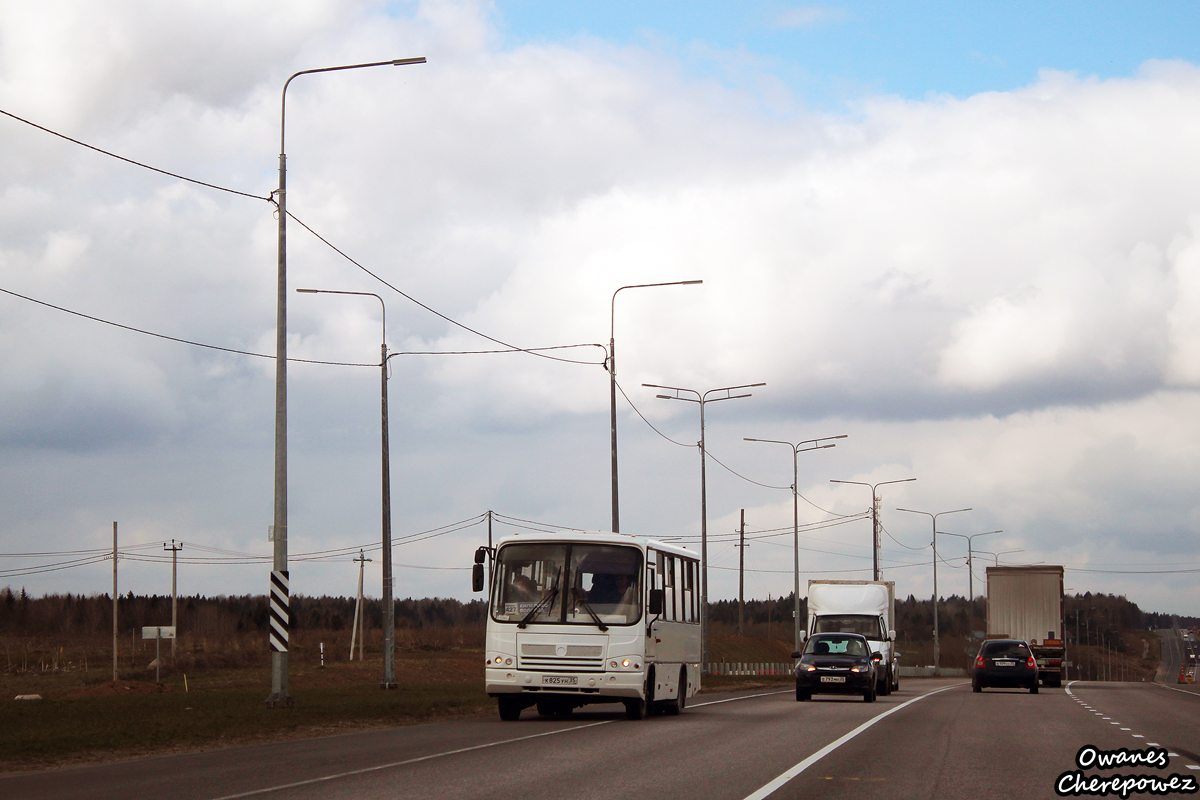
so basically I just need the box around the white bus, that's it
[473,531,701,720]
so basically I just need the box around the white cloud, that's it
[1,3,1200,617]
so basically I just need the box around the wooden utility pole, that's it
[165,540,183,660]
[350,550,372,661]
[112,521,118,682]
[737,510,746,637]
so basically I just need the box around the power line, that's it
[286,211,607,367]
[0,107,271,202]
[1,107,605,368]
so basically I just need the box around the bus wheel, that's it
[662,667,687,716]
[498,696,523,721]
[624,698,646,719]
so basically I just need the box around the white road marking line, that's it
[1121,728,1131,731]
[1133,735,1145,738]
[740,684,958,800]
[692,690,790,708]
[1171,753,1181,757]
[209,688,791,800]
[208,720,617,799]
[1148,742,1161,746]
[1187,765,1200,771]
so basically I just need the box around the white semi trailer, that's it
[985,565,1065,687]
[805,580,899,695]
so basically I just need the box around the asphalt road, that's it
[5,679,1200,800]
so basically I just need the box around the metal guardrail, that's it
[706,663,793,676]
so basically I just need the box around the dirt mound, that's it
[59,680,172,698]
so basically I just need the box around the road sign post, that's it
[142,626,176,684]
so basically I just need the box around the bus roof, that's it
[493,530,696,559]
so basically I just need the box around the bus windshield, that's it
[493,542,642,626]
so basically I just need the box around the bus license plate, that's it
[542,676,577,686]
[820,676,845,683]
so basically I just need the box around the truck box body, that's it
[807,580,898,694]
[985,566,1065,686]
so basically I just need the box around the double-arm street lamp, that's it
[644,382,765,670]
[744,435,847,647]
[270,56,424,705]
[895,506,972,670]
[937,529,1002,602]
[828,478,916,581]
[608,281,701,532]
[296,288,398,689]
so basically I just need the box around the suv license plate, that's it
[542,676,577,686]
[995,660,1015,667]
[820,676,846,683]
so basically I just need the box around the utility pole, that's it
[165,539,183,661]
[112,521,118,683]
[737,510,746,637]
[350,550,372,661]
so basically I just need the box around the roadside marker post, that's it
[142,626,176,684]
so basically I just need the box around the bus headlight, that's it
[608,658,641,671]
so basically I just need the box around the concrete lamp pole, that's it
[744,434,847,648]
[644,381,765,672]
[296,288,398,689]
[271,55,424,706]
[895,506,971,671]
[937,529,1001,602]
[608,280,702,533]
[828,478,915,581]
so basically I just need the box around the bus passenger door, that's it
[644,551,659,662]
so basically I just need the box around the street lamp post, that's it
[608,281,701,533]
[645,382,765,670]
[828,478,916,580]
[937,530,1001,602]
[296,288,398,689]
[896,506,972,670]
[744,435,846,647]
[270,56,424,706]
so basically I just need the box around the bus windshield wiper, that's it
[518,584,558,628]
[573,589,609,631]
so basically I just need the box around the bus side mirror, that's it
[474,547,487,564]
[888,629,896,642]
[797,631,807,644]
[648,589,663,616]
[472,563,485,593]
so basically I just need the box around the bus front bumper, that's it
[486,668,644,698]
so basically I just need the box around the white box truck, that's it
[805,580,898,695]
[985,566,1065,687]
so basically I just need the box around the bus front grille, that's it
[519,644,605,672]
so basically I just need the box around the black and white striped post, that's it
[269,570,290,696]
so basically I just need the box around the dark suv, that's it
[972,639,1039,693]
[793,633,881,702]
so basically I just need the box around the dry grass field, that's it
[0,630,790,773]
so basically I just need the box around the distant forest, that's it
[709,591,1198,652]
[2,586,1195,652]
[0,587,485,639]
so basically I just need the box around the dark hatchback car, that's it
[973,639,1039,693]
[792,633,880,702]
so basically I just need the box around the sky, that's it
[4,1,1200,618]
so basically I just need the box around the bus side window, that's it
[682,559,695,623]
[676,556,686,618]
[663,555,676,621]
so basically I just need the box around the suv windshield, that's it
[804,635,868,657]
[492,543,642,626]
